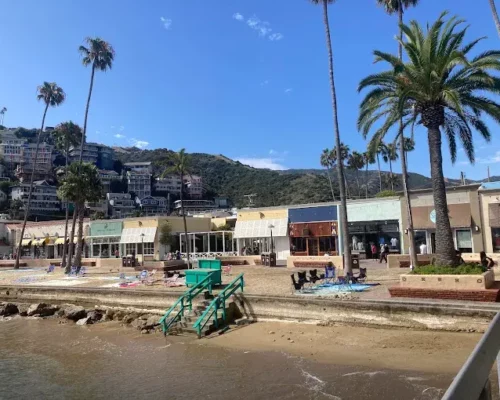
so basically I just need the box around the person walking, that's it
[379,243,389,264]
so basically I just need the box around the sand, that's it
[204,321,481,374]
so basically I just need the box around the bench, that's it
[293,261,332,268]
[0,262,27,268]
[221,260,247,266]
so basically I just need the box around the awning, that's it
[234,218,288,239]
[120,227,157,244]
[21,239,32,246]
[413,204,472,229]
[32,238,49,246]
[54,238,66,245]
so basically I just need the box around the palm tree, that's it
[358,13,500,265]
[362,151,375,198]
[309,0,352,273]
[320,148,336,201]
[14,82,65,269]
[161,149,192,267]
[381,143,399,190]
[376,0,420,270]
[0,107,6,126]
[489,0,500,37]
[374,142,386,192]
[58,163,103,271]
[53,122,82,270]
[332,143,351,199]
[347,151,365,197]
[67,38,115,266]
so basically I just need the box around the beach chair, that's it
[337,273,354,291]
[139,270,148,283]
[324,265,336,284]
[78,267,86,277]
[119,272,126,280]
[309,269,322,284]
[46,264,55,273]
[290,273,303,291]
[222,265,232,276]
[297,271,310,288]
[70,266,77,276]
[164,274,181,287]
[355,268,367,283]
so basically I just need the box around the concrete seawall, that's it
[1,285,498,332]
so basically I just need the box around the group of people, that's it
[165,251,182,261]
[371,243,391,263]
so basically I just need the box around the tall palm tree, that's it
[53,122,82,270]
[310,0,352,273]
[332,143,351,199]
[67,38,115,266]
[0,107,7,126]
[347,151,365,197]
[161,149,192,267]
[320,148,336,201]
[381,143,399,190]
[362,151,375,198]
[489,0,500,37]
[58,163,103,271]
[358,13,500,265]
[14,82,65,269]
[376,0,420,269]
[374,142,386,192]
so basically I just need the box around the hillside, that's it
[114,147,483,208]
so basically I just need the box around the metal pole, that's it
[141,235,144,267]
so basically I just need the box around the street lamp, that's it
[268,224,275,253]
[140,233,145,267]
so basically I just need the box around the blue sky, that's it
[0,0,499,180]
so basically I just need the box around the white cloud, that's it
[285,88,293,94]
[160,16,172,30]
[233,13,283,41]
[233,12,244,21]
[129,138,149,149]
[478,151,500,164]
[114,133,125,139]
[236,157,287,170]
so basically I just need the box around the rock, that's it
[141,329,150,334]
[113,310,126,321]
[122,314,137,324]
[269,331,275,335]
[287,337,291,341]
[64,305,86,321]
[101,314,112,322]
[290,340,294,344]
[138,314,150,320]
[17,304,29,316]
[131,319,147,330]
[56,309,65,318]
[27,303,59,317]
[105,309,115,319]
[0,303,19,316]
[145,315,160,329]
[382,345,387,349]
[76,317,91,326]
[87,310,103,323]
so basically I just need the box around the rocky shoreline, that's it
[0,301,163,334]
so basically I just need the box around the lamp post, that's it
[140,233,145,267]
[268,224,275,253]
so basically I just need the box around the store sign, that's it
[90,221,122,237]
[430,209,436,224]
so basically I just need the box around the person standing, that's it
[419,242,427,255]
[379,244,388,263]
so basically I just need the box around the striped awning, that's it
[21,239,32,246]
[54,237,66,245]
[32,238,50,246]
[120,227,157,244]
[233,218,288,239]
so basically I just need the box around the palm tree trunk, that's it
[489,0,500,37]
[73,204,85,271]
[61,144,70,269]
[321,0,352,273]
[397,7,418,269]
[356,169,361,198]
[180,173,191,268]
[427,125,456,266]
[326,167,336,201]
[14,102,49,269]
[66,211,77,273]
[376,153,382,192]
[79,64,95,163]
[365,163,369,198]
[389,160,394,191]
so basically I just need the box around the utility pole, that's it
[243,193,256,208]
[488,166,491,182]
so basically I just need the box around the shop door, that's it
[307,239,319,256]
[430,232,436,254]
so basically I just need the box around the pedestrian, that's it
[114,249,119,258]
[371,243,377,260]
[379,243,389,263]
[480,251,495,270]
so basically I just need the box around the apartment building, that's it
[15,142,54,181]
[127,170,151,199]
[0,130,25,166]
[107,193,136,218]
[69,142,114,170]
[136,195,167,216]
[98,170,120,193]
[155,174,203,199]
[124,162,152,174]
[11,180,60,214]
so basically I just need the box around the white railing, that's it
[181,252,238,260]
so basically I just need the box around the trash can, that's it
[269,252,277,267]
[260,253,267,265]
[351,254,360,269]
[261,252,270,266]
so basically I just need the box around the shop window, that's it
[319,237,335,253]
[291,237,306,252]
[144,242,154,255]
[492,228,500,253]
[456,229,472,253]
[125,243,135,255]
[414,231,427,253]
[92,244,100,257]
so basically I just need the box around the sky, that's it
[0,0,499,181]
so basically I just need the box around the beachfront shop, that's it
[89,221,123,258]
[408,185,483,254]
[120,219,158,262]
[233,208,290,261]
[479,183,500,253]
[346,198,403,258]
[288,204,339,256]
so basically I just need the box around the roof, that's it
[124,162,152,166]
[397,183,481,195]
[480,182,500,191]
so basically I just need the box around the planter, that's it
[400,270,494,290]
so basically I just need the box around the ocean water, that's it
[0,318,452,399]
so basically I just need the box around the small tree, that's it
[159,222,174,249]
[347,151,365,197]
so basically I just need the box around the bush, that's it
[412,264,486,275]
[375,190,397,198]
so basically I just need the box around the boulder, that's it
[131,319,147,330]
[113,310,126,321]
[145,315,160,329]
[76,317,91,326]
[0,303,19,316]
[64,305,86,321]
[17,304,30,317]
[105,309,115,319]
[101,314,112,322]
[122,313,139,324]
[87,310,103,323]
[27,303,59,317]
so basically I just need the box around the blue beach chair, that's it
[70,266,77,276]
[46,264,55,273]
[324,264,336,284]
[78,267,86,277]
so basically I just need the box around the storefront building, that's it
[89,221,123,258]
[346,198,403,257]
[479,183,500,253]
[233,208,289,261]
[288,204,338,256]
[403,184,483,254]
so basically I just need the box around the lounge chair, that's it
[297,271,310,288]
[337,273,354,291]
[290,273,303,291]
[356,268,367,283]
[164,274,182,287]
[139,270,148,283]
[309,269,322,284]
[46,265,55,273]
[70,266,77,276]
[324,265,336,284]
[78,267,86,277]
